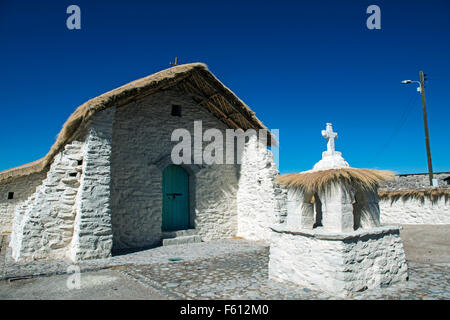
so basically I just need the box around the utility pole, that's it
[419,70,434,185]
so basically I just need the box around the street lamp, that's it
[401,71,434,186]
[401,80,422,92]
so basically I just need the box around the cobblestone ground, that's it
[117,248,450,300]
[2,238,448,300]
[0,239,265,280]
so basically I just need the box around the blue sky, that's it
[1,0,449,175]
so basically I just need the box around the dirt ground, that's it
[399,224,450,264]
[0,267,167,300]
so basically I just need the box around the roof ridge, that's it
[0,63,267,183]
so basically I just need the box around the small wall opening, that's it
[353,203,361,230]
[7,192,14,200]
[171,105,182,117]
[352,190,364,230]
[313,193,323,228]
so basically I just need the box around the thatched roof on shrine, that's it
[276,168,395,193]
[0,63,270,183]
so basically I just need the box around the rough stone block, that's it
[269,225,408,297]
[162,235,202,246]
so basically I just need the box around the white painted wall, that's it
[269,226,408,296]
[69,107,115,261]
[9,108,115,262]
[237,134,287,241]
[6,87,284,261]
[0,172,47,234]
[380,196,450,225]
[110,88,286,248]
[110,89,241,249]
[10,141,85,261]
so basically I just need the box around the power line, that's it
[369,92,419,165]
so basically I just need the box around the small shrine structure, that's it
[269,123,408,296]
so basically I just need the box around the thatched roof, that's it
[378,188,450,202]
[0,63,270,183]
[276,168,395,193]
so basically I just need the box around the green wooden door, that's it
[162,165,190,231]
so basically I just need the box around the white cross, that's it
[321,123,338,153]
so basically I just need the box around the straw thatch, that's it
[276,168,395,193]
[378,188,450,202]
[0,63,270,183]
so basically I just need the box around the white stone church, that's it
[0,63,286,262]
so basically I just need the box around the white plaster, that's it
[9,108,115,262]
[236,134,287,241]
[318,182,355,232]
[312,151,349,171]
[380,196,450,225]
[283,123,381,233]
[10,141,85,261]
[0,172,47,234]
[269,122,407,296]
[312,123,349,171]
[269,226,408,297]
[69,107,115,261]
[110,89,241,249]
[6,87,285,260]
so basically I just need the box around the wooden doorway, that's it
[162,165,190,231]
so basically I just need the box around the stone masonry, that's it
[109,89,241,250]
[0,171,47,234]
[269,123,408,296]
[2,81,284,262]
[10,141,85,261]
[379,172,450,225]
[68,107,115,261]
[237,134,287,241]
[269,226,408,297]
[380,196,450,225]
[383,172,450,190]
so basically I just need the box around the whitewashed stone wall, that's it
[380,196,450,225]
[7,87,283,259]
[110,88,241,250]
[0,171,47,234]
[10,141,85,261]
[68,107,115,261]
[9,108,115,262]
[269,226,408,296]
[237,134,287,241]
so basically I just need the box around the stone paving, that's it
[1,238,448,300]
[117,248,450,300]
[0,238,265,280]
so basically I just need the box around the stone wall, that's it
[378,172,450,225]
[269,226,408,296]
[383,172,450,190]
[68,107,115,261]
[0,171,47,234]
[110,88,242,250]
[380,196,450,225]
[10,141,85,261]
[237,134,286,241]
[9,108,115,262]
[6,87,283,259]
